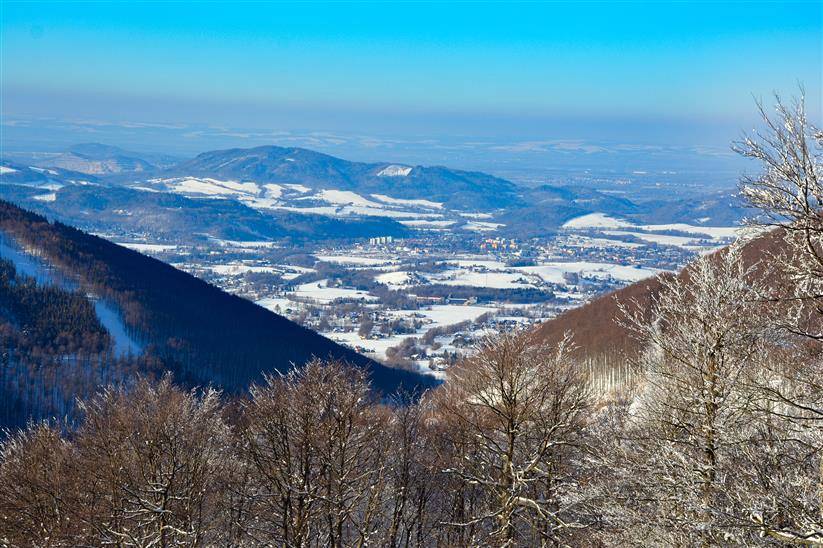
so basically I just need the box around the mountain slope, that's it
[0,201,434,419]
[533,229,789,367]
[171,145,522,210]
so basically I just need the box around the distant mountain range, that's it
[0,142,747,243]
[5,143,181,175]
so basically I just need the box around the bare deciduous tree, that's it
[74,376,232,547]
[241,359,389,547]
[735,90,823,544]
[615,246,774,545]
[431,331,593,546]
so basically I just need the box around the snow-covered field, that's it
[371,194,443,209]
[315,255,398,266]
[134,177,503,233]
[563,212,739,249]
[324,303,498,361]
[117,242,178,253]
[293,279,378,303]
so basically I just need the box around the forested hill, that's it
[0,201,436,398]
[532,228,792,377]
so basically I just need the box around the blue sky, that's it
[0,1,821,166]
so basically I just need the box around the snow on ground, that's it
[293,279,378,303]
[315,255,397,266]
[563,212,634,229]
[29,167,59,175]
[0,166,18,174]
[285,183,311,193]
[326,304,498,359]
[117,242,178,252]
[256,297,303,314]
[463,221,505,232]
[451,259,509,269]
[391,304,497,328]
[209,238,279,248]
[376,165,413,177]
[315,189,387,209]
[638,223,738,239]
[516,262,659,284]
[371,194,443,209]
[275,204,440,219]
[399,219,457,228]
[262,184,283,199]
[33,193,57,202]
[209,264,281,275]
[375,271,415,287]
[431,269,537,289]
[459,212,494,219]
[565,235,643,249]
[603,230,699,247]
[563,212,739,241]
[166,177,261,197]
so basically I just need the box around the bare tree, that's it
[74,376,232,547]
[241,359,389,547]
[735,89,823,336]
[0,422,79,546]
[431,330,593,546]
[614,245,778,545]
[734,90,823,544]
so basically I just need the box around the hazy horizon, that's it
[2,0,821,181]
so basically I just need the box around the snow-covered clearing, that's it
[117,242,178,252]
[563,212,634,229]
[375,271,415,287]
[431,269,537,289]
[293,279,378,303]
[376,165,413,177]
[399,219,457,228]
[464,221,505,232]
[315,255,397,266]
[603,230,699,247]
[315,189,387,209]
[371,194,443,209]
[563,212,739,241]
[516,262,659,284]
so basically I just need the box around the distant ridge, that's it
[171,145,521,210]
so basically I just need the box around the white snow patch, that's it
[463,221,505,232]
[315,255,397,266]
[0,166,17,174]
[604,230,698,247]
[315,189,386,208]
[562,213,634,229]
[375,271,414,287]
[371,194,443,209]
[33,193,57,202]
[293,279,378,303]
[399,219,457,228]
[377,165,413,177]
[117,242,178,252]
